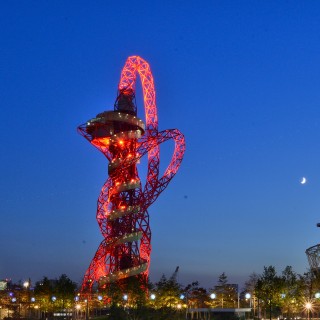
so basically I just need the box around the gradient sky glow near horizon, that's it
[1,0,320,289]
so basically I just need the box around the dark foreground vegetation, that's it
[1,265,320,320]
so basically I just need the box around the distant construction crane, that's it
[306,223,320,274]
[170,266,180,282]
[78,56,185,292]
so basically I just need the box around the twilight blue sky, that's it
[1,1,320,289]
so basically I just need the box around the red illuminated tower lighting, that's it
[78,56,186,292]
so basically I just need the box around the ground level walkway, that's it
[187,308,252,320]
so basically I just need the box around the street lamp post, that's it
[123,294,128,314]
[97,295,103,317]
[75,304,81,320]
[23,280,30,318]
[245,293,252,319]
[209,293,216,320]
[245,293,252,308]
[180,292,191,320]
[315,293,320,320]
[85,298,89,320]
[306,302,312,320]
[51,295,56,318]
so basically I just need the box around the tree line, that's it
[1,265,320,320]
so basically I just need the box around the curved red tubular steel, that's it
[119,56,158,133]
[78,56,185,293]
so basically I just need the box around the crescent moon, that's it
[301,177,307,184]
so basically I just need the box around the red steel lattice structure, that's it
[78,56,186,291]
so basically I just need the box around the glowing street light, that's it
[23,280,31,319]
[210,293,216,300]
[245,293,252,308]
[150,294,156,300]
[305,301,312,320]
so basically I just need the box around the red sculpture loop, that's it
[78,56,185,291]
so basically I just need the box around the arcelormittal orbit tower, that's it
[78,56,185,292]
